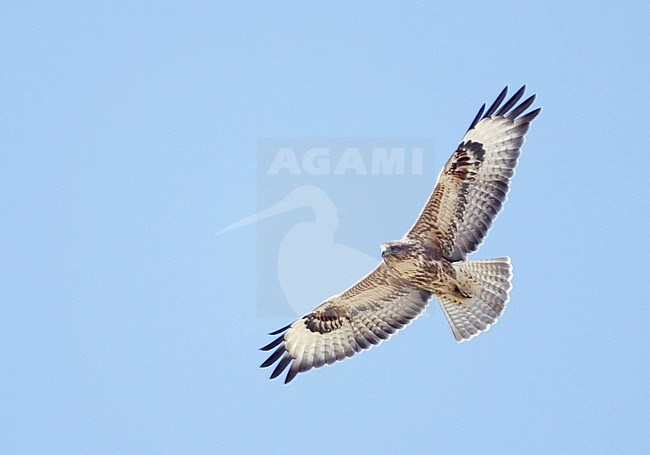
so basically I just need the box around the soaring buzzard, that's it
[261,86,541,383]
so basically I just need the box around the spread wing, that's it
[407,86,541,261]
[260,263,432,384]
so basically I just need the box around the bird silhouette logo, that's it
[219,185,376,316]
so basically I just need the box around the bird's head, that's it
[380,240,415,261]
[381,239,428,278]
[381,238,427,262]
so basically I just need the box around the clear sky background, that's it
[2,2,649,454]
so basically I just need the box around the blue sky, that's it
[2,2,649,454]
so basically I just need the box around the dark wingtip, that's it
[260,334,284,352]
[260,344,285,368]
[269,353,292,380]
[468,103,486,131]
[261,322,296,382]
[284,364,300,384]
[469,85,542,130]
[508,93,536,119]
[483,86,508,118]
[495,85,526,116]
[269,323,291,336]
[518,106,542,123]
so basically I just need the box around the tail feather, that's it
[438,257,512,342]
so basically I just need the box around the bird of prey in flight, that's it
[261,86,541,384]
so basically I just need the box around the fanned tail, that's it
[438,257,512,342]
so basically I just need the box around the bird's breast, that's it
[383,253,451,292]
